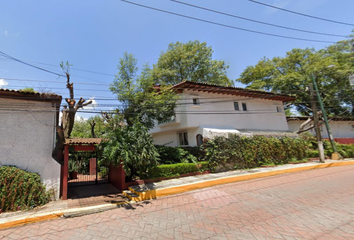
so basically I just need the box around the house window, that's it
[193,98,200,105]
[179,132,189,146]
[276,106,282,112]
[242,103,247,111]
[234,102,239,111]
[196,134,203,146]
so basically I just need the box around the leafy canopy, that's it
[100,123,159,180]
[237,39,354,116]
[152,40,233,86]
[109,52,178,128]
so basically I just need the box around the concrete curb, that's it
[127,160,354,200]
[1,160,354,230]
[156,161,354,197]
[0,201,129,230]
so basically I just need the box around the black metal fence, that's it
[68,152,109,187]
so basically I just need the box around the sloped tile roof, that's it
[0,88,62,103]
[172,81,295,102]
[65,138,103,145]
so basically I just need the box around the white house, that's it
[287,116,354,144]
[150,81,296,147]
[0,89,62,199]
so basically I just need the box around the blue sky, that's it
[1,0,353,119]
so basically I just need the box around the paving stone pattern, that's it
[1,165,354,240]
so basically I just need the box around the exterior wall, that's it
[151,90,290,146]
[288,120,354,138]
[0,99,61,200]
[152,128,200,147]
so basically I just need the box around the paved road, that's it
[1,165,354,240]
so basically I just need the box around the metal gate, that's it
[68,151,109,187]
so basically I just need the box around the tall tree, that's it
[152,40,233,86]
[237,40,354,116]
[109,52,178,129]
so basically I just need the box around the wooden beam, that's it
[62,145,69,200]
[73,145,96,151]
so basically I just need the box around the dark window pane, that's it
[242,103,247,111]
[234,102,239,111]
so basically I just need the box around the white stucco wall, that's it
[0,99,61,200]
[288,120,354,138]
[150,90,290,146]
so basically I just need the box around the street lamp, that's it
[311,66,339,160]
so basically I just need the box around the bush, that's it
[100,123,159,181]
[147,162,209,179]
[155,145,197,164]
[300,133,354,158]
[202,135,308,171]
[0,166,49,212]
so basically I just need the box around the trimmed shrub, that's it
[147,162,209,179]
[155,145,197,164]
[202,135,308,172]
[0,166,49,212]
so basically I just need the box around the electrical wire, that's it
[247,0,354,27]
[1,78,111,86]
[120,0,335,44]
[170,0,349,38]
[0,51,65,77]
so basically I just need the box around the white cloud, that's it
[0,79,9,88]
[83,97,98,111]
[4,30,8,37]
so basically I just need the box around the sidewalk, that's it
[1,158,354,230]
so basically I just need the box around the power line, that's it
[121,0,335,44]
[248,0,354,27]
[34,62,116,77]
[0,57,113,84]
[2,78,111,86]
[0,51,66,78]
[170,0,349,38]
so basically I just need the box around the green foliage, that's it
[237,39,354,116]
[155,145,197,164]
[147,162,209,179]
[98,166,109,179]
[336,144,354,158]
[0,166,49,212]
[180,146,204,159]
[202,135,308,171]
[100,123,159,180]
[68,160,78,172]
[152,40,233,86]
[19,87,36,93]
[109,52,178,129]
[71,115,109,138]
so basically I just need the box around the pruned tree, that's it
[52,61,92,163]
[60,62,92,139]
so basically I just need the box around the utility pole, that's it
[309,84,325,163]
[311,74,339,160]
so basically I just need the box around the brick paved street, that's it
[1,165,354,240]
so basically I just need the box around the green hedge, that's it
[155,145,197,164]
[147,162,209,179]
[202,135,308,171]
[300,133,354,158]
[0,166,49,212]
